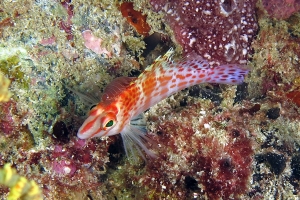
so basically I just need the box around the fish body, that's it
[77,49,249,156]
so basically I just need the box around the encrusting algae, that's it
[0,163,43,200]
[0,72,11,102]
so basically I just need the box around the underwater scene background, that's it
[0,0,300,199]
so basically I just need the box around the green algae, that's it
[0,46,63,145]
[287,13,300,38]
[0,47,30,90]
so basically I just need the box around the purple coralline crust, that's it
[262,0,300,19]
[150,0,258,66]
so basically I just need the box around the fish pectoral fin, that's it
[121,118,157,160]
[130,113,147,129]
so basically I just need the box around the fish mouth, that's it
[77,129,89,139]
[77,133,86,139]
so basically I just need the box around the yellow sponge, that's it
[0,163,43,200]
[0,72,12,102]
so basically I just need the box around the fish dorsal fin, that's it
[143,48,175,72]
[101,77,136,104]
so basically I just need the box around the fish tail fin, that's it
[207,64,250,85]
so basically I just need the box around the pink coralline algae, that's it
[262,0,300,19]
[39,35,56,46]
[82,30,112,57]
[52,160,77,176]
[150,0,258,66]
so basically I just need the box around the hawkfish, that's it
[77,49,249,157]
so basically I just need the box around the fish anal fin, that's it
[101,77,136,104]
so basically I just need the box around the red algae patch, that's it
[286,89,300,107]
[131,102,254,199]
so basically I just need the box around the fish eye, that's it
[105,120,114,127]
